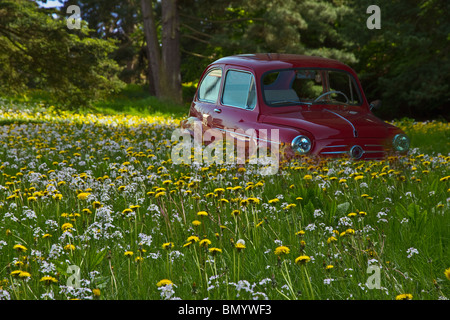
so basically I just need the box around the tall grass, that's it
[0,103,448,300]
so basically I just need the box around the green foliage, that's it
[1,0,448,119]
[343,0,450,120]
[0,0,125,109]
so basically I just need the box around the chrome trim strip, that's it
[320,151,348,155]
[215,128,281,145]
[364,144,383,147]
[324,109,358,138]
[324,145,348,148]
[364,150,385,154]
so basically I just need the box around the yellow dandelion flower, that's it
[295,255,311,265]
[231,209,241,217]
[268,198,279,204]
[77,192,91,200]
[247,197,260,204]
[124,250,134,257]
[162,242,174,250]
[240,199,249,206]
[235,239,246,251]
[192,220,201,227]
[64,244,76,251]
[214,188,225,194]
[92,201,102,209]
[274,246,290,256]
[157,279,173,287]
[347,212,357,218]
[183,242,193,248]
[10,270,22,278]
[18,271,31,279]
[345,228,355,235]
[283,203,296,210]
[92,288,101,297]
[444,268,450,281]
[327,236,337,244]
[395,293,413,300]
[61,223,73,232]
[197,211,208,217]
[40,276,58,285]
[13,244,27,252]
[209,247,222,255]
[122,208,133,215]
[199,239,211,248]
[325,265,334,270]
[155,191,166,198]
[52,194,63,200]
[185,236,199,244]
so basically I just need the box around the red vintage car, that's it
[181,53,410,160]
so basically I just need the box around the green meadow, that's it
[0,99,449,300]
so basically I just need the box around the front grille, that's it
[361,144,385,160]
[319,143,386,160]
[320,145,349,156]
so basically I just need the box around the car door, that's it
[212,68,258,133]
[191,67,223,133]
[209,67,264,160]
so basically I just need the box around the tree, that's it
[141,0,182,104]
[178,0,357,81]
[61,0,143,84]
[342,0,450,120]
[0,0,124,108]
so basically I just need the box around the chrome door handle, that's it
[214,108,222,113]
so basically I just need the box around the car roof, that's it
[211,53,354,74]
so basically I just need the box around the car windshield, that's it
[262,68,362,107]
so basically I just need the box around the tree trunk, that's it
[161,0,182,104]
[141,0,182,104]
[140,0,162,97]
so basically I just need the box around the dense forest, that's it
[0,0,448,120]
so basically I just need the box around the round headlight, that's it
[291,135,311,154]
[392,134,410,152]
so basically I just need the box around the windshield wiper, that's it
[269,100,312,106]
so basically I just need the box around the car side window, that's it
[198,68,222,103]
[222,70,256,109]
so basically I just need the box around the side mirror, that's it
[369,100,381,111]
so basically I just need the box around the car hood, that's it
[260,108,391,140]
